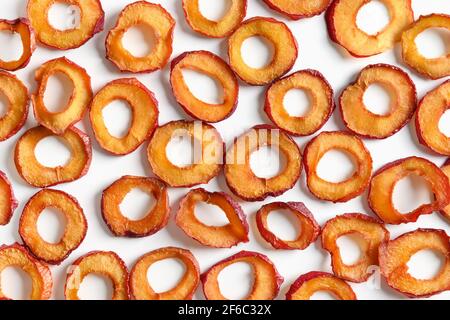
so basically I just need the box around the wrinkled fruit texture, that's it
[0,171,17,226]
[19,189,87,265]
[340,64,417,139]
[0,18,35,71]
[286,271,357,300]
[368,157,450,225]
[130,247,200,300]
[321,213,389,282]
[379,229,450,298]
[201,251,283,300]
[441,159,450,220]
[176,188,249,248]
[264,0,332,20]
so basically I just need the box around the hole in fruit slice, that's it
[147,258,186,293]
[119,187,156,221]
[102,99,132,139]
[356,0,390,35]
[407,249,445,280]
[218,261,254,299]
[198,0,232,21]
[317,149,356,183]
[439,109,450,138]
[0,90,9,118]
[310,290,338,300]
[241,36,275,69]
[266,209,301,241]
[78,273,113,300]
[166,131,200,168]
[194,201,229,227]
[336,233,364,265]
[35,136,72,168]
[1,266,32,300]
[181,69,225,105]
[415,28,450,59]
[122,24,156,58]
[250,146,287,179]
[283,88,311,117]
[392,174,433,214]
[363,83,391,116]
[43,72,75,113]
[48,2,81,31]
[37,207,67,244]
[0,30,23,62]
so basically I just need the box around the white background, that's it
[0,0,449,300]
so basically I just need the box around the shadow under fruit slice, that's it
[263,0,332,20]
[0,171,17,226]
[0,71,29,142]
[321,213,389,283]
[402,14,450,80]
[0,18,35,71]
[176,188,249,248]
[27,0,104,50]
[303,131,372,202]
[379,228,450,298]
[147,120,223,188]
[256,202,320,250]
[32,57,93,135]
[340,64,417,139]
[228,17,298,86]
[101,175,169,238]
[264,69,334,136]
[225,124,302,201]
[182,0,247,38]
[65,251,129,300]
[106,1,175,73]
[170,51,239,123]
[286,271,356,300]
[415,80,450,156]
[201,251,283,300]
[130,247,200,300]
[90,78,159,155]
[0,243,52,300]
[14,126,92,188]
[440,159,450,220]
[19,189,87,265]
[368,156,450,225]
[326,0,413,57]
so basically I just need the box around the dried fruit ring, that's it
[303,131,373,202]
[0,18,35,71]
[379,229,450,298]
[106,1,175,73]
[264,70,334,136]
[326,0,413,57]
[101,176,169,238]
[147,120,223,187]
[176,188,249,248]
[14,126,92,188]
[228,17,298,86]
[0,71,29,142]
[321,214,389,283]
[0,243,52,300]
[340,64,417,139]
[368,157,450,225]
[32,57,93,135]
[27,0,104,50]
[182,0,247,38]
[130,247,200,300]
[440,159,450,220]
[19,189,87,265]
[170,51,239,123]
[415,81,450,156]
[286,272,356,300]
[402,14,450,79]
[0,171,17,226]
[256,202,320,250]
[263,0,332,20]
[90,78,159,155]
[201,251,283,300]
[65,251,129,300]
